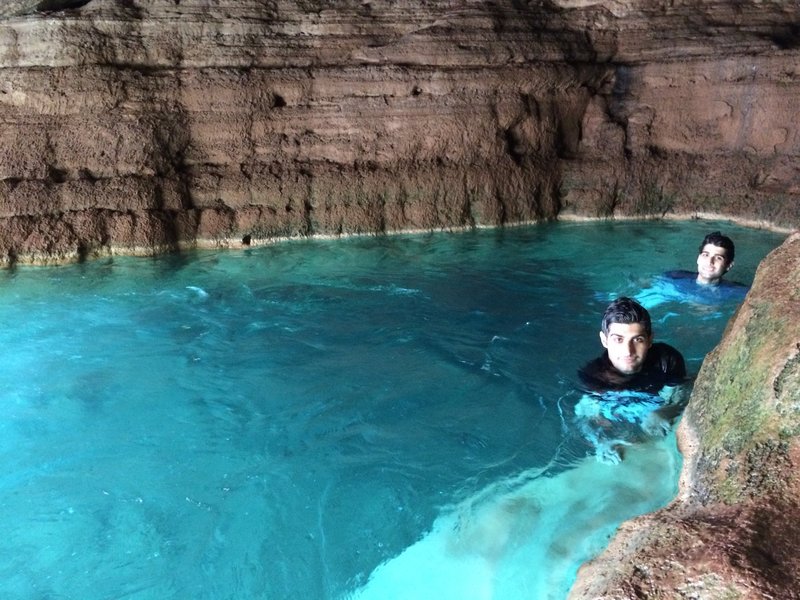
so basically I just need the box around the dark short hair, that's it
[699,231,735,263]
[601,297,652,336]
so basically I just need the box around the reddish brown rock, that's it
[0,1,798,264]
[569,232,800,600]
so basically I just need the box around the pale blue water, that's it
[0,220,786,600]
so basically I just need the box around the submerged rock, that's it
[569,231,800,600]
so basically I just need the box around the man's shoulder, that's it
[651,341,682,354]
[577,354,617,389]
[649,341,685,362]
[721,279,749,290]
[665,270,749,290]
[578,354,607,379]
[648,341,687,379]
[663,270,696,280]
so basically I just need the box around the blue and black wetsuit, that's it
[636,271,748,309]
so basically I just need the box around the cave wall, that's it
[560,1,800,225]
[0,0,798,264]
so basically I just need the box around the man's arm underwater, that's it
[574,393,633,465]
[575,382,691,463]
[642,383,691,436]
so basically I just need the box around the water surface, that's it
[0,220,785,599]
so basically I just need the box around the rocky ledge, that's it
[0,1,799,264]
[570,232,800,600]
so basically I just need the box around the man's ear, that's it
[599,331,608,349]
[725,260,734,273]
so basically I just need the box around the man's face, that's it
[696,243,732,285]
[600,322,652,375]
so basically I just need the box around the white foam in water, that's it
[344,437,680,600]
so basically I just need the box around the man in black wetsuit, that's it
[576,297,687,463]
[579,297,686,393]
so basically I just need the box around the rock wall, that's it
[0,0,798,264]
[569,232,800,600]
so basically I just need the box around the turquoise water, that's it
[0,220,786,599]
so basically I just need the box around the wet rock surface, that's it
[569,232,800,600]
[0,1,798,264]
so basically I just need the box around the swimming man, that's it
[636,231,747,309]
[576,297,688,463]
[667,231,743,286]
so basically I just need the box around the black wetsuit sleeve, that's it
[577,358,602,391]
[657,343,687,385]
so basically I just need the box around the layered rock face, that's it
[0,0,798,264]
[570,232,800,600]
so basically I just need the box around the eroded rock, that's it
[0,0,797,265]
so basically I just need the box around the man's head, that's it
[696,231,735,285]
[600,297,653,375]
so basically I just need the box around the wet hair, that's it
[699,231,735,263]
[601,297,652,337]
